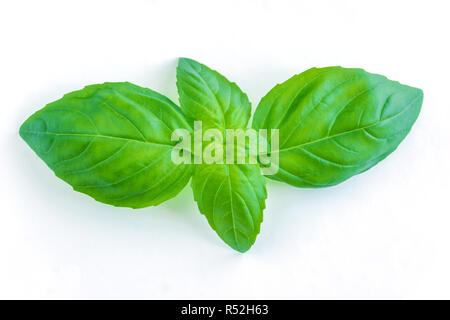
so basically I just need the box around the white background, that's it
[1,0,449,299]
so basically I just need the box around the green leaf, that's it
[20,82,193,208]
[176,58,251,129]
[177,58,266,252]
[191,163,267,253]
[252,66,423,187]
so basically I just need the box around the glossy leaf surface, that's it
[177,58,266,252]
[191,163,267,252]
[252,67,423,187]
[177,58,251,129]
[20,82,193,208]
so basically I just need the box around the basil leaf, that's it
[252,67,423,187]
[176,58,251,129]
[20,82,193,208]
[177,58,266,252]
[191,163,267,252]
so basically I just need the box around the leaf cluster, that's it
[20,59,423,252]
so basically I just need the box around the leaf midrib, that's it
[20,130,176,149]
